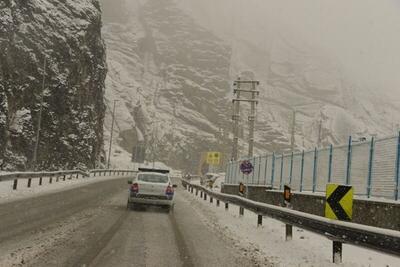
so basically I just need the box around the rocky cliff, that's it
[101,0,232,171]
[0,0,107,171]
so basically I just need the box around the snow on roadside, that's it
[181,189,400,267]
[0,174,129,205]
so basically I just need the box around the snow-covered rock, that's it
[0,0,107,171]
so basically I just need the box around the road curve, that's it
[0,178,260,267]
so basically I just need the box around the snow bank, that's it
[182,189,400,266]
[0,174,126,204]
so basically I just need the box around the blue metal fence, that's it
[225,133,400,200]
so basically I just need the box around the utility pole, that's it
[107,100,117,169]
[32,56,47,171]
[231,78,260,159]
[248,81,258,158]
[290,110,296,152]
[231,79,241,161]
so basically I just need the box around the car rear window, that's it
[138,173,169,183]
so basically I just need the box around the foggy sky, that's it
[176,0,400,100]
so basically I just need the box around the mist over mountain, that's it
[100,0,400,170]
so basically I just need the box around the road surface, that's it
[0,178,263,266]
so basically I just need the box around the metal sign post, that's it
[325,183,354,263]
[240,160,254,199]
[283,185,293,240]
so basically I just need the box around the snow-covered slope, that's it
[100,0,400,171]
[101,0,232,171]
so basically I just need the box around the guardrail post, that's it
[257,215,262,227]
[196,189,198,196]
[13,179,18,190]
[210,196,213,203]
[63,175,66,181]
[395,132,400,200]
[225,202,229,210]
[271,152,275,186]
[328,144,333,183]
[39,176,43,185]
[312,148,318,193]
[216,199,220,207]
[367,137,375,198]
[204,193,207,201]
[300,150,305,192]
[27,178,32,188]
[49,176,53,184]
[239,206,244,216]
[109,170,112,176]
[279,154,284,190]
[346,136,352,185]
[200,191,203,198]
[332,241,342,263]
[76,173,79,179]
[191,187,193,193]
[285,224,293,241]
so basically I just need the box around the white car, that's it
[127,168,177,211]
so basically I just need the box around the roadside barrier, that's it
[182,179,400,263]
[0,169,137,190]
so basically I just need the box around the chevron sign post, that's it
[325,184,354,221]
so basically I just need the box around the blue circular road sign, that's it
[240,160,253,175]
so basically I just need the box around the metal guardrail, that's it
[0,169,137,190]
[181,179,400,263]
[0,170,89,182]
[90,169,137,176]
[0,170,90,189]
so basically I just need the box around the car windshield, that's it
[138,173,168,183]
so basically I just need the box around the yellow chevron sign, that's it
[325,184,353,221]
[206,152,221,165]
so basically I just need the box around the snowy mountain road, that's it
[0,178,260,266]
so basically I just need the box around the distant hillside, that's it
[100,0,400,172]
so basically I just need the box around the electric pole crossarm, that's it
[234,89,260,94]
[234,80,260,85]
[232,99,259,103]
